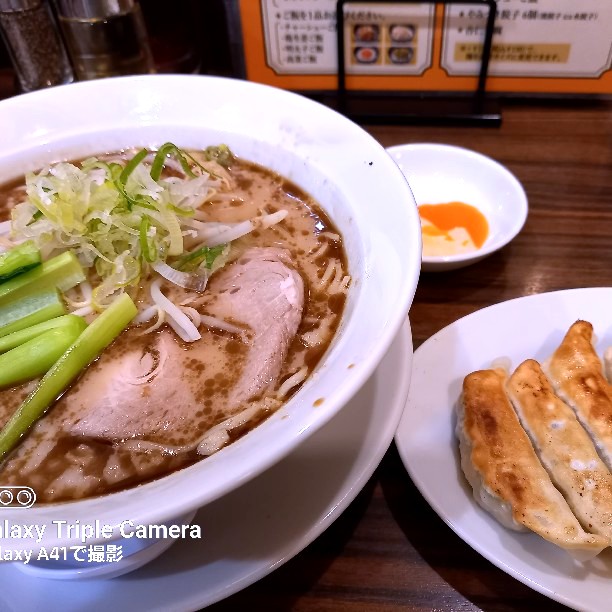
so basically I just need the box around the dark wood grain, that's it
[209,99,612,612]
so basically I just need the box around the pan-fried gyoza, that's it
[457,320,612,560]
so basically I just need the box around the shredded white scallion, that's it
[201,210,288,247]
[150,279,201,342]
[71,305,94,317]
[151,260,209,292]
[133,305,160,324]
[138,307,166,335]
[64,281,93,310]
[179,306,202,328]
[199,314,245,336]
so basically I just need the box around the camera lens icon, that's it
[0,486,36,508]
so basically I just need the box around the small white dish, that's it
[386,143,528,272]
[395,289,612,611]
[0,320,412,607]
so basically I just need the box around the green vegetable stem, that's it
[0,251,85,306]
[0,325,84,388]
[0,293,137,461]
[0,314,86,354]
[0,289,66,338]
[0,241,41,283]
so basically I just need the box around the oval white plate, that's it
[0,320,412,610]
[387,143,528,272]
[395,288,612,611]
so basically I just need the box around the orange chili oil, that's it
[418,202,489,248]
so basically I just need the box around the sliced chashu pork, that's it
[202,247,304,407]
[67,247,304,445]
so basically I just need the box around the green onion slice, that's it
[0,241,41,283]
[0,293,137,461]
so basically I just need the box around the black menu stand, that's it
[327,0,501,126]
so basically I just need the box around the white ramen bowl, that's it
[0,75,421,573]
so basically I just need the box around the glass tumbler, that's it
[54,0,155,80]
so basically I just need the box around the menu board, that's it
[237,0,612,95]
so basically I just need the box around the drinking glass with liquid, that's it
[54,0,154,80]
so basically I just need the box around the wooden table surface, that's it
[208,98,612,612]
[1,74,611,610]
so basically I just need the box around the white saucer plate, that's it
[395,288,612,611]
[0,320,413,611]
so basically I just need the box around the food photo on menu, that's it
[0,0,611,611]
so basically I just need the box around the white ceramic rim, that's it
[0,75,421,549]
[0,319,413,605]
[387,142,528,266]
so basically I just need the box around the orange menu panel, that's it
[238,0,612,95]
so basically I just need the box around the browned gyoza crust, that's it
[545,320,612,472]
[508,359,612,544]
[462,368,607,552]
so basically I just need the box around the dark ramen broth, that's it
[0,152,349,503]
